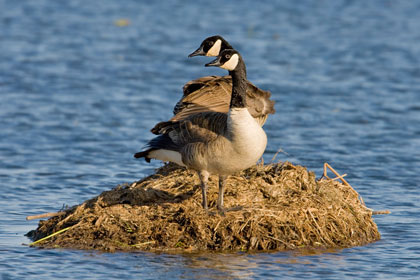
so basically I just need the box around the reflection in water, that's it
[174,248,343,279]
[181,253,257,279]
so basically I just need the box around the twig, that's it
[214,220,222,232]
[323,163,369,207]
[26,211,66,221]
[131,241,155,248]
[323,163,352,187]
[323,163,329,178]
[29,226,73,246]
[266,235,295,249]
[271,148,288,163]
[331,174,347,181]
[372,210,391,215]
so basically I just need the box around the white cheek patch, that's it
[220,54,239,71]
[206,39,222,56]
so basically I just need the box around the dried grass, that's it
[27,162,381,252]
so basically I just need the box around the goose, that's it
[154,36,275,132]
[135,49,267,211]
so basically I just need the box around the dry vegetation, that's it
[27,162,381,252]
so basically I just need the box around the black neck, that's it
[229,59,247,109]
[222,41,233,51]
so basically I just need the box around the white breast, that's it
[226,108,267,168]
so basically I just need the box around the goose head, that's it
[205,49,241,71]
[188,35,232,57]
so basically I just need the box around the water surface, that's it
[1,0,419,279]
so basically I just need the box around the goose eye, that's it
[208,41,214,46]
[225,54,231,59]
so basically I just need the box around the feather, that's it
[172,75,275,125]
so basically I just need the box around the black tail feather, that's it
[134,134,180,162]
[133,150,152,162]
[134,151,148,159]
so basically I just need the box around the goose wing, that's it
[135,112,227,163]
[152,112,228,144]
[172,75,275,123]
[172,76,231,120]
[244,81,276,117]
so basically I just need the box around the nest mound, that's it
[28,162,380,252]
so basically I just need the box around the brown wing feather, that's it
[173,75,275,124]
[173,76,231,118]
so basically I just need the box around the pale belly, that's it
[206,147,266,175]
[205,108,267,175]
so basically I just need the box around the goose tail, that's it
[134,134,184,166]
[134,150,151,160]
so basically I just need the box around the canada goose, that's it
[159,36,275,130]
[135,49,267,211]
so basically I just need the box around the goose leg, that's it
[217,175,227,212]
[198,171,210,210]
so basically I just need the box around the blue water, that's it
[1,0,419,279]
